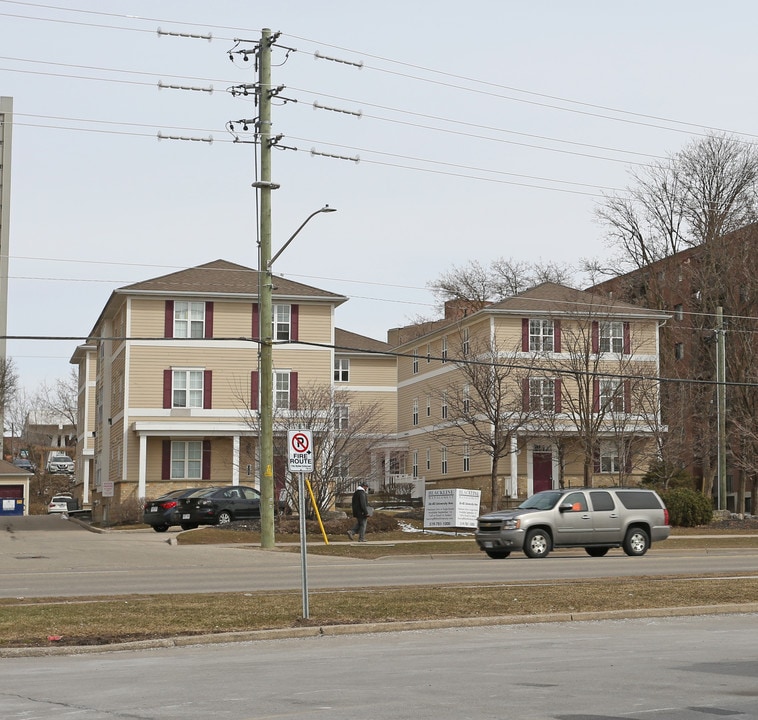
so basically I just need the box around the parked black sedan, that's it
[143,488,208,532]
[172,485,261,529]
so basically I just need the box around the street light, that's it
[258,205,337,548]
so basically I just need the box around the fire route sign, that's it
[287,430,313,472]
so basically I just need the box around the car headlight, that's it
[502,519,521,530]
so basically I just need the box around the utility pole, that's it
[258,28,276,549]
[716,306,727,511]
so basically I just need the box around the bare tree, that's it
[427,328,533,511]
[595,133,758,278]
[0,357,18,421]
[533,308,662,487]
[428,258,579,311]
[37,368,78,428]
[237,382,390,517]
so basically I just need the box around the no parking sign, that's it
[287,430,313,472]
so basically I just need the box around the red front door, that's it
[533,452,553,493]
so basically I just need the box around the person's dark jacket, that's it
[351,487,369,519]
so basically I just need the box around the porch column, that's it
[138,434,147,499]
[509,435,518,497]
[232,435,240,486]
[82,460,90,505]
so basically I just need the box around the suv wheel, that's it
[623,527,650,556]
[523,528,551,558]
[585,546,610,557]
[485,549,511,559]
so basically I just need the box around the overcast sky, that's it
[2,0,758,395]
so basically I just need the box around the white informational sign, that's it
[101,481,114,498]
[287,429,314,473]
[424,488,481,529]
[3,499,16,511]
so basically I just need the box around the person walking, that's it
[348,481,371,542]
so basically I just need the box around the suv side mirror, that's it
[558,502,574,513]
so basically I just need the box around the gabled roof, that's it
[489,282,669,319]
[120,259,347,302]
[335,328,392,355]
[390,282,669,348]
[88,259,348,335]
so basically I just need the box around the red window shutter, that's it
[162,440,171,480]
[250,371,259,410]
[164,300,174,339]
[624,379,631,413]
[202,440,211,480]
[591,321,599,354]
[553,320,561,353]
[521,318,529,352]
[203,370,212,409]
[522,378,530,411]
[623,321,631,355]
[290,304,299,341]
[554,378,562,413]
[592,378,600,413]
[290,371,298,410]
[205,302,214,339]
[252,303,260,340]
[163,369,172,409]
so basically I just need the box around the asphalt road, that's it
[2,613,757,719]
[2,515,757,598]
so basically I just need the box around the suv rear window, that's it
[589,490,615,511]
[615,490,662,510]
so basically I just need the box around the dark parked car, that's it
[142,488,207,532]
[173,485,262,529]
[12,458,35,473]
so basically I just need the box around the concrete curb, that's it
[3,602,758,658]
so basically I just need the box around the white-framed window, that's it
[441,336,448,363]
[426,343,431,363]
[441,392,448,420]
[426,448,431,471]
[173,369,204,408]
[273,304,291,341]
[441,447,448,474]
[463,443,470,472]
[675,342,684,360]
[426,394,431,417]
[174,301,205,339]
[599,378,625,413]
[674,304,684,321]
[412,450,418,478]
[334,454,349,478]
[599,443,621,474]
[462,327,470,356]
[274,371,291,410]
[412,349,419,374]
[334,358,349,382]
[463,384,470,414]
[529,319,554,352]
[412,398,419,426]
[529,378,555,412]
[599,321,624,353]
[171,440,202,479]
[334,404,349,430]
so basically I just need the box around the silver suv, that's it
[475,488,670,559]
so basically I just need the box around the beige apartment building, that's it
[71,264,668,519]
[70,260,399,522]
[389,283,669,511]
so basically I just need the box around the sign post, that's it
[287,430,313,619]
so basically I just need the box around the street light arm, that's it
[268,205,336,268]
